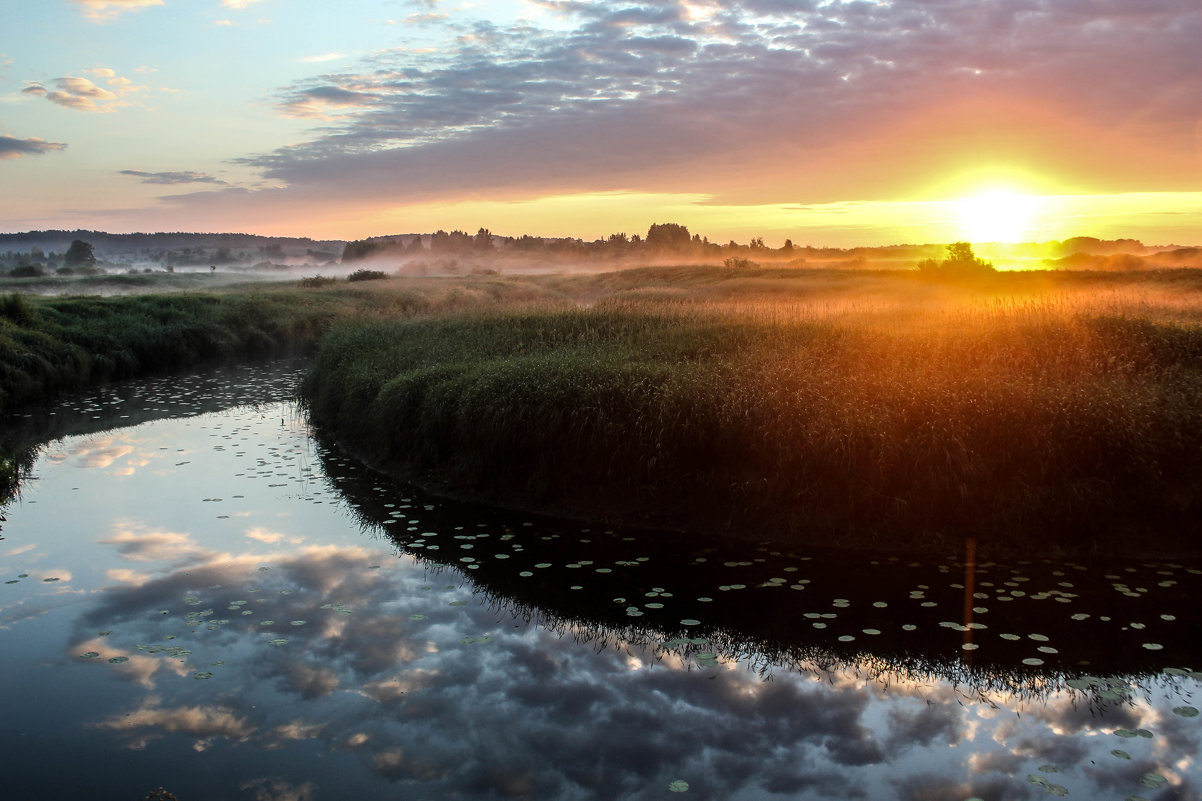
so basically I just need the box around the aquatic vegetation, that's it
[302,270,1202,555]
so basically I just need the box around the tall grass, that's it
[0,274,570,416]
[302,282,1202,555]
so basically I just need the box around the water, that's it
[1,361,1199,800]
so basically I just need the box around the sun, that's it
[954,189,1044,243]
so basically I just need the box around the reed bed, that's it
[303,286,1202,555]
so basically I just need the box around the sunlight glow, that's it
[954,190,1044,243]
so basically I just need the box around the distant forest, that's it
[0,225,1198,277]
[342,225,1201,273]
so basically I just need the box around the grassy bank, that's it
[0,291,328,415]
[0,273,571,417]
[302,269,1202,555]
[4,266,1202,554]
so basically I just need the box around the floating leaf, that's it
[1110,750,1131,760]
[1172,706,1199,718]
[668,780,689,792]
[79,651,100,660]
[193,672,213,680]
[107,656,129,664]
[1140,773,1167,789]
[409,614,428,621]
[680,619,700,626]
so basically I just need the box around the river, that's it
[1,361,1198,800]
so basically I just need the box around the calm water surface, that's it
[1,362,1199,800]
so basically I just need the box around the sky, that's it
[0,0,1200,246]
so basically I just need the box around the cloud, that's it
[223,0,267,8]
[119,169,228,185]
[298,52,348,64]
[95,700,255,749]
[0,135,67,160]
[99,525,205,563]
[71,0,165,21]
[214,19,233,26]
[23,72,146,113]
[209,0,1201,215]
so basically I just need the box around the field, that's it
[5,266,1202,556]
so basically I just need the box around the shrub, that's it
[347,269,388,282]
[0,293,34,325]
[300,275,338,288]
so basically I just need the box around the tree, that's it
[64,239,95,268]
[919,242,995,274]
[645,223,692,251]
[342,240,380,262]
[942,241,994,272]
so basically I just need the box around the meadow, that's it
[5,265,1202,555]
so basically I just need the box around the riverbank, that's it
[300,267,1202,556]
[0,275,564,502]
[3,266,1202,555]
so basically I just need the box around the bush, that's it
[723,257,754,269]
[300,275,338,288]
[8,264,44,278]
[347,269,388,282]
[0,293,34,325]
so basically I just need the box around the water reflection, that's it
[320,443,1202,686]
[0,363,1198,800]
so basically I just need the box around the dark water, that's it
[1,362,1199,801]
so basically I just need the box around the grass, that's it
[3,265,1202,555]
[301,267,1202,556]
[0,274,568,417]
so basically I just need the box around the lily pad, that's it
[1140,773,1167,789]
[668,780,689,792]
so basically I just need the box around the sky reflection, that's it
[0,367,1198,800]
